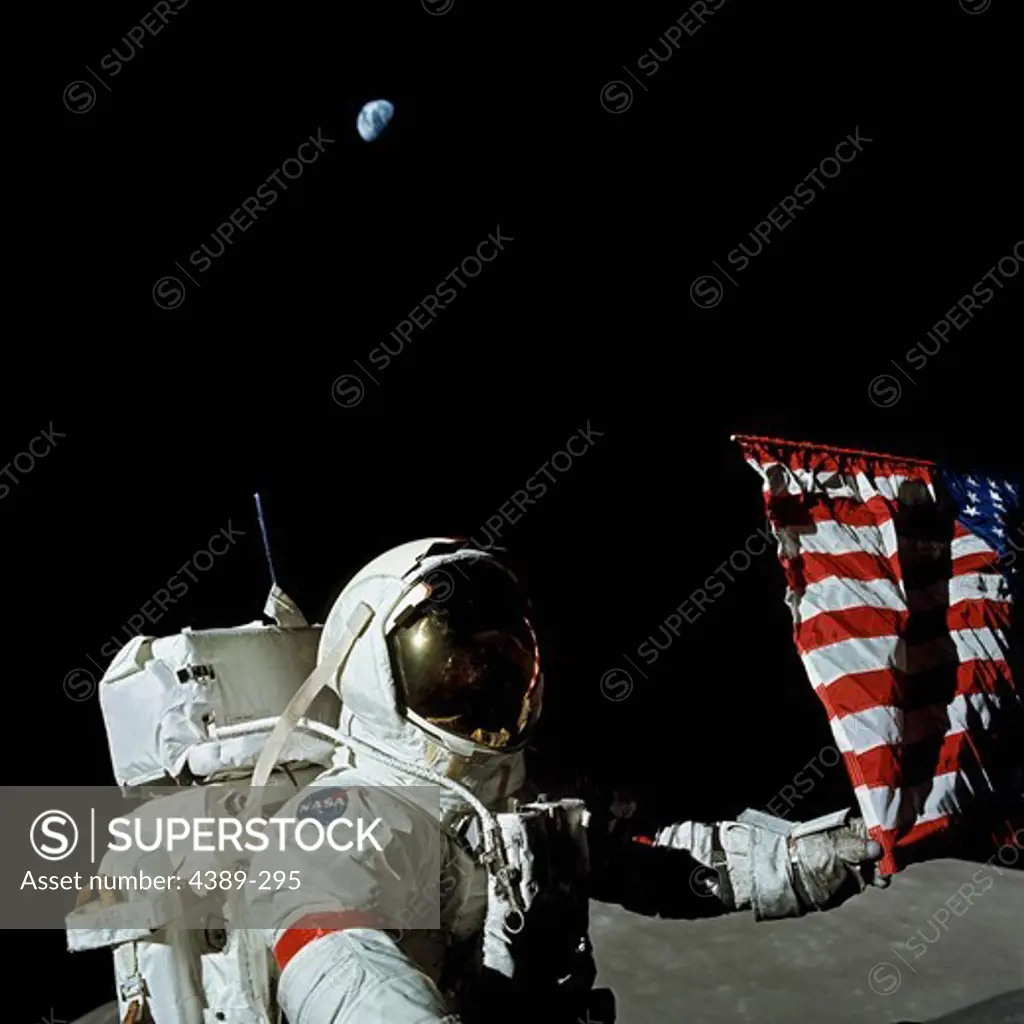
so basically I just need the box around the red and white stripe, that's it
[738,437,1019,874]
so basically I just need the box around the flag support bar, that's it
[729,433,936,467]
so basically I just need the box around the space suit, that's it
[68,537,882,1024]
[242,538,883,1024]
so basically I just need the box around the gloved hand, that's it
[725,808,885,919]
[655,807,887,920]
[787,815,885,911]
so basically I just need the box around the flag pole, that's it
[729,433,936,467]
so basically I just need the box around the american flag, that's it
[735,435,1023,875]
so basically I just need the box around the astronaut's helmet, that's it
[385,555,543,751]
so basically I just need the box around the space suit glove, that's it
[656,808,883,920]
[786,813,885,910]
[725,809,883,919]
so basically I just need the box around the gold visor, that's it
[387,561,542,749]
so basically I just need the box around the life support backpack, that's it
[98,585,340,788]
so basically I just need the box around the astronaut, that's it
[244,538,885,1024]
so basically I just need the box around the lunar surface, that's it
[590,858,1023,1022]
[66,859,1023,1024]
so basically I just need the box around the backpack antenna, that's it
[253,492,278,587]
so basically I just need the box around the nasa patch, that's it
[297,787,349,823]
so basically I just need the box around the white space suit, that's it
[68,538,882,1024]
[244,539,883,1024]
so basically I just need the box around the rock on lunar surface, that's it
[357,99,395,142]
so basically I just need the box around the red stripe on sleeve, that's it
[274,911,383,972]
